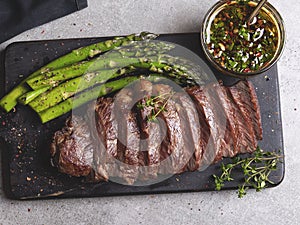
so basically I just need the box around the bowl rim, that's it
[200,0,286,78]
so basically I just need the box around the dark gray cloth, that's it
[0,0,88,43]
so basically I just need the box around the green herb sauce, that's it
[206,1,279,73]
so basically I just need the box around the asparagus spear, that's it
[26,41,174,90]
[155,54,212,85]
[129,61,197,86]
[35,32,158,72]
[37,75,162,123]
[18,86,51,105]
[0,32,158,112]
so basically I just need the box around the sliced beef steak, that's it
[113,88,141,185]
[212,83,239,160]
[186,84,226,167]
[94,97,120,180]
[50,80,263,184]
[135,79,162,180]
[224,84,257,154]
[153,84,189,174]
[50,116,94,177]
[174,92,202,172]
[228,81,263,140]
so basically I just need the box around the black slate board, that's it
[0,33,284,199]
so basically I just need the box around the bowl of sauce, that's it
[201,0,285,77]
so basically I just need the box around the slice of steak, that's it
[153,84,188,174]
[228,81,263,140]
[94,97,121,180]
[135,79,154,138]
[204,84,229,163]
[224,84,257,154]
[135,79,162,180]
[174,92,201,172]
[218,85,256,156]
[186,87,210,169]
[50,116,94,177]
[147,120,166,176]
[212,83,239,160]
[113,88,140,185]
[187,84,226,167]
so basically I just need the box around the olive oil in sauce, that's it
[205,1,279,73]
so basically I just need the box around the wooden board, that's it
[0,33,284,199]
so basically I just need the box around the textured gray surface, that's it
[0,0,299,224]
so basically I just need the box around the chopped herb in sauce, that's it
[205,1,279,73]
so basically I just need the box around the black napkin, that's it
[0,0,88,43]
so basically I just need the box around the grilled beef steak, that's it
[113,88,141,184]
[227,81,262,140]
[50,116,94,177]
[51,80,262,184]
[174,92,202,172]
[135,80,162,180]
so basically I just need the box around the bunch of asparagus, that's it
[0,32,206,123]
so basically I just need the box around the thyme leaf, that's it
[138,92,174,122]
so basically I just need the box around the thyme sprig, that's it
[137,92,174,122]
[213,147,283,198]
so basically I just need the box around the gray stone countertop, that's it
[0,0,299,224]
